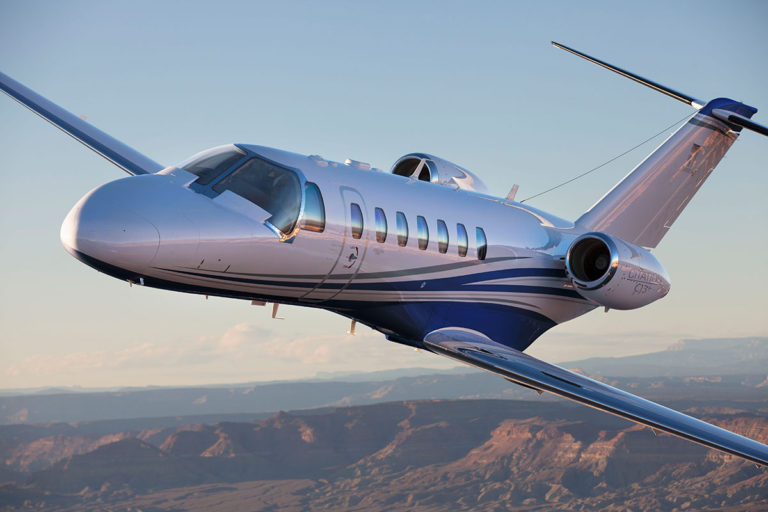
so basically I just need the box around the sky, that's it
[0,0,766,389]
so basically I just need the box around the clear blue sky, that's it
[1,0,766,388]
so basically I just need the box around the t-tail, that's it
[552,42,768,249]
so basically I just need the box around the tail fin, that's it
[576,99,752,248]
[552,42,767,248]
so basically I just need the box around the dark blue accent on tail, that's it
[700,98,758,132]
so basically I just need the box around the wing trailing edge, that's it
[424,327,768,466]
[0,71,163,176]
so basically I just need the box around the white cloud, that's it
[213,323,271,354]
[2,322,454,388]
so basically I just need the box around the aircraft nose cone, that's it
[61,184,160,270]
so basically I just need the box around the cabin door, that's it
[299,186,368,302]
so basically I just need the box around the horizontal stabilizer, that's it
[711,109,768,137]
[0,71,163,176]
[551,41,703,108]
[425,327,768,466]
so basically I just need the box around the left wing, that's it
[424,327,768,466]
[0,71,163,176]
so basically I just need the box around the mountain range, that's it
[1,337,766,511]
[1,337,765,425]
[1,398,766,511]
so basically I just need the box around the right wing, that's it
[424,327,768,466]
[0,71,163,176]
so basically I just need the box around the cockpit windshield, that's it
[179,145,245,185]
[212,156,302,235]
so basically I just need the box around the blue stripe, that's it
[71,249,558,351]
[157,266,581,299]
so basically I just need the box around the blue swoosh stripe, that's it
[156,267,582,299]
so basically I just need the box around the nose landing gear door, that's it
[299,186,368,302]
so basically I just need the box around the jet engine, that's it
[565,232,670,310]
[390,153,490,194]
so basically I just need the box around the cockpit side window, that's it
[300,182,325,232]
[213,156,302,235]
[182,147,245,185]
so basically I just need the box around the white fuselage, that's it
[61,144,600,351]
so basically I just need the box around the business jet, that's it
[2,42,766,465]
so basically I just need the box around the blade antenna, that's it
[551,41,704,109]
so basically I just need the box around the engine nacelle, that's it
[390,153,490,194]
[565,232,671,310]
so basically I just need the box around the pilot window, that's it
[417,216,429,250]
[457,223,468,257]
[212,156,302,235]
[375,207,387,243]
[182,147,245,185]
[476,227,487,260]
[300,182,325,232]
[351,203,363,239]
[396,211,408,247]
[436,219,449,254]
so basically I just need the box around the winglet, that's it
[0,71,163,176]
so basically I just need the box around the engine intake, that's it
[565,232,670,310]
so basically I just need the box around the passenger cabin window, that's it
[350,203,363,239]
[396,211,409,247]
[300,182,325,232]
[212,156,302,236]
[417,216,429,250]
[182,146,245,185]
[375,208,387,243]
[436,219,449,254]
[476,227,487,260]
[457,223,468,257]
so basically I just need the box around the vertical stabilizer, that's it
[576,99,754,248]
[552,42,767,249]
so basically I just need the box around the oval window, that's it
[351,203,363,239]
[417,216,429,250]
[396,211,408,247]
[437,219,448,254]
[375,207,387,243]
[476,226,487,260]
[457,223,468,257]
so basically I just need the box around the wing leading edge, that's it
[424,328,768,466]
[0,71,163,176]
